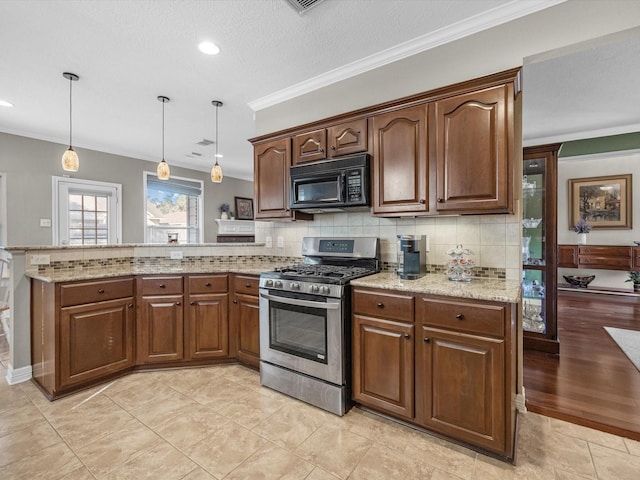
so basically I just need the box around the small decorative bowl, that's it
[634,241,640,246]
[522,218,542,228]
[563,275,595,288]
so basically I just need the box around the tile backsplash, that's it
[255,211,521,281]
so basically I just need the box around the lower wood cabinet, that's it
[352,287,517,460]
[558,245,635,271]
[230,274,261,368]
[31,276,135,398]
[186,275,229,360]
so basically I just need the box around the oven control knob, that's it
[322,286,331,294]
[291,282,301,290]
[265,279,274,287]
[310,285,320,293]
[275,280,283,288]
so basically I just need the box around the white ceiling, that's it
[0,0,637,181]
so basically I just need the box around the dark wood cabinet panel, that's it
[352,315,415,419]
[634,247,640,269]
[557,245,578,268]
[293,128,327,164]
[416,326,506,453]
[434,84,513,213]
[60,298,134,389]
[371,104,430,215]
[352,288,414,322]
[230,274,260,368]
[60,277,134,307]
[186,293,228,360]
[137,295,184,364]
[254,138,312,221]
[327,118,368,157]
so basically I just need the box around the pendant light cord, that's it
[162,99,165,160]
[68,77,73,147]
[215,103,219,163]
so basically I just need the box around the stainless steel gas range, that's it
[259,237,380,415]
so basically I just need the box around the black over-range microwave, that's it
[289,154,370,212]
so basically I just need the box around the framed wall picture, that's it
[568,173,632,229]
[235,196,254,220]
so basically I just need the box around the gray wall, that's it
[0,132,253,246]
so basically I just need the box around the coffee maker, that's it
[396,235,426,280]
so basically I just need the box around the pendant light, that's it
[61,72,80,172]
[157,95,170,180]
[211,100,223,183]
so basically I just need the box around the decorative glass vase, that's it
[522,236,531,262]
[578,233,587,245]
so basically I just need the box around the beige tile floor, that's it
[1,333,640,479]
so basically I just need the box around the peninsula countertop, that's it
[350,272,521,303]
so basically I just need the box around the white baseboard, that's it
[516,387,527,413]
[5,364,32,385]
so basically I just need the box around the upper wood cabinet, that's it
[254,138,312,221]
[371,104,430,215]
[434,83,514,213]
[293,118,368,164]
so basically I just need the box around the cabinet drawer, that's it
[60,277,134,307]
[353,289,414,322]
[578,255,632,269]
[233,275,259,296]
[418,297,505,338]
[579,246,632,257]
[188,275,227,294]
[140,276,183,295]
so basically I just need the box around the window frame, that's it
[52,176,122,245]
[143,171,204,244]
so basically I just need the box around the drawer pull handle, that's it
[419,198,426,204]
[377,303,384,308]
[246,283,251,288]
[404,333,410,339]
[98,288,105,294]
[233,300,238,304]
[128,303,133,308]
[159,284,166,288]
[424,337,431,343]
[190,301,195,305]
[455,313,464,320]
[205,282,211,287]
[176,301,181,306]
[437,197,444,203]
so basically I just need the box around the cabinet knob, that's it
[128,303,133,308]
[190,301,195,306]
[98,288,105,294]
[424,337,431,343]
[377,302,384,308]
[419,198,426,204]
[205,282,211,287]
[159,284,166,288]
[245,283,251,288]
[404,333,410,339]
[176,301,181,306]
[437,198,444,203]
[233,300,238,304]
[330,146,335,150]
[455,313,464,320]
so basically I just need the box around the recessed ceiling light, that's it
[198,41,220,55]
[0,99,14,107]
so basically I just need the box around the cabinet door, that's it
[59,297,134,388]
[293,129,327,164]
[371,104,430,215]
[186,293,229,360]
[232,293,261,368]
[352,315,414,419]
[434,84,513,213]
[557,245,578,268]
[417,326,505,453]
[327,118,367,158]
[254,138,293,220]
[137,295,184,364]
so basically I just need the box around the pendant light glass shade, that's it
[61,72,80,172]
[157,96,170,180]
[211,100,223,183]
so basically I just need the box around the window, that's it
[144,173,203,244]
[53,177,121,245]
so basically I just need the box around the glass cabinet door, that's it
[522,144,560,354]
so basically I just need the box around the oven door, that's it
[259,288,344,385]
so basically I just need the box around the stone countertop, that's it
[4,242,263,252]
[25,262,290,283]
[351,272,521,303]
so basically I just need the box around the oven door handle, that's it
[259,292,340,310]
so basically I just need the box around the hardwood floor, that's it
[523,290,640,441]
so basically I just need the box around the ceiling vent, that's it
[196,138,214,146]
[285,0,326,14]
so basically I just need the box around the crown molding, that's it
[248,0,566,111]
